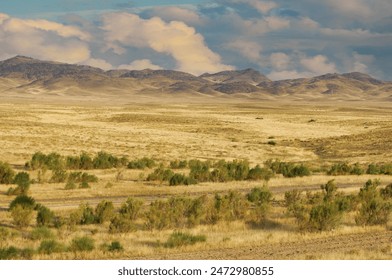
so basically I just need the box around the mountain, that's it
[0,56,390,100]
[200,68,270,85]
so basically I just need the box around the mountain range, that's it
[0,55,391,101]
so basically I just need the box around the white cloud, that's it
[83,58,113,70]
[270,53,290,70]
[227,40,262,61]
[144,6,204,26]
[265,16,290,30]
[300,55,337,75]
[102,13,233,75]
[225,0,277,14]
[118,59,163,70]
[0,14,91,64]
[267,70,313,80]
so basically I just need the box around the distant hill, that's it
[0,55,390,100]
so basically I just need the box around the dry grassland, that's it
[0,100,391,259]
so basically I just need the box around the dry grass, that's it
[1,100,391,259]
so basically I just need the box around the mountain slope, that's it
[0,56,390,100]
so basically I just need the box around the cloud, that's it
[0,13,91,64]
[267,70,312,80]
[142,6,204,26]
[102,12,234,75]
[270,52,290,70]
[227,40,262,61]
[300,55,337,75]
[227,0,278,14]
[118,59,163,70]
[83,58,113,70]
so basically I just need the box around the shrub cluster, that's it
[265,159,311,178]
[127,157,155,169]
[0,161,15,184]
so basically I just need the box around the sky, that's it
[0,0,391,80]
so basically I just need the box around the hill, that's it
[0,56,390,101]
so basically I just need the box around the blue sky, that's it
[0,0,391,80]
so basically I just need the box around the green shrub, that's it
[36,205,54,226]
[11,205,34,228]
[0,246,33,260]
[93,151,126,169]
[109,215,135,233]
[189,160,210,182]
[327,162,352,175]
[29,152,63,170]
[247,165,273,181]
[170,160,187,169]
[95,200,115,224]
[70,236,95,252]
[107,241,123,252]
[247,187,272,223]
[50,167,67,183]
[267,140,276,146]
[12,172,31,195]
[119,198,143,220]
[30,226,54,240]
[355,180,391,225]
[79,204,96,225]
[9,195,36,210]
[127,157,155,169]
[146,166,174,183]
[164,232,206,248]
[308,202,342,231]
[381,183,392,199]
[38,240,64,254]
[0,161,15,184]
[169,173,196,186]
[264,160,310,178]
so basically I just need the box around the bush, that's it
[13,172,31,194]
[127,157,155,169]
[146,166,174,183]
[355,180,391,225]
[109,215,135,233]
[119,198,143,220]
[247,187,272,223]
[70,236,95,252]
[38,240,64,254]
[164,232,206,248]
[308,202,342,231]
[381,183,392,199]
[29,152,63,170]
[170,160,187,169]
[169,173,197,186]
[107,241,123,252]
[93,151,126,169]
[327,162,352,175]
[0,161,15,184]
[11,205,34,228]
[30,226,54,240]
[65,172,98,189]
[36,205,54,226]
[264,160,310,178]
[50,167,67,183]
[9,195,36,210]
[79,204,96,225]
[0,246,33,260]
[95,200,115,224]
[189,160,210,182]
[247,165,273,181]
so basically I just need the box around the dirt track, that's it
[145,231,392,260]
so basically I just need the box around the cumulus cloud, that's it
[118,59,163,70]
[227,40,262,61]
[300,55,337,75]
[102,13,233,75]
[270,52,290,70]
[83,58,113,70]
[267,70,312,80]
[0,13,91,64]
[224,0,278,14]
[142,6,204,26]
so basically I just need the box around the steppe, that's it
[1,97,391,259]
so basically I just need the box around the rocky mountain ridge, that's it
[0,55,390,99]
